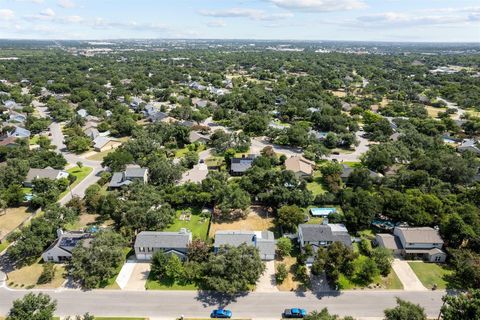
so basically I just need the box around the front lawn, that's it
[164,208,211,240]
[100,248,133,289]
[337,254,403,290]
[59,166,93,199]
[0,241,9,253]
[7,259,66,289]
[87,149,115,161]
[408,261,453,289]
[94,317,148,320]
[145,272,198,290]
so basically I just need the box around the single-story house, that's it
[7,126,31,138]
[377,226,446,263]
[189,131,211,144]
[109,167,149,189]
[284,156,315,178]
[309,130,328,141]
[134,229,192,260]
[214,230,276,261]
[93,136,121,152]
[149,111,168,123]
[0,136,18,147]
[192,98,209,108]
[179,120,195,128]
[85,115,101,123]
[458,139,480,155]
[3,100,22,110]
[340,164,383,181]
[8,112,27,123]
[83,127,100,140]
[298,222,352,265]
[230,155,256,176]
[24,168,69,187]
[42,229,93,263]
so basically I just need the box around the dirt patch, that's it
[7,260,66,289]
[426,106,447,118]
[275,256,301,291]
[209,206,274,237]
[0,207,32,240]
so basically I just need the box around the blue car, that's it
[283,308,307,318]
[211,309,232,318]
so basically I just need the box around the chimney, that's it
[180,228,187,234]
[322,218,329,225]
[56,228,64,238]
[252,234,257,247]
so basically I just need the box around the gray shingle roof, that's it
[25,168,64,183]
[134,231,192,249]
[214,230,276,257]
[299,224,352,247]
[395,227,443,244]
[230,156,256,173]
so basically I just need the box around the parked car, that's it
[283,308,307,318]
[211,309,232,319]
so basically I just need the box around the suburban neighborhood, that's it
[0,6,479,319]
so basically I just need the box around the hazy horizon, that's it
[0,0,479,43]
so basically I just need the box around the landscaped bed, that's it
[145,273,198,290]
[408,261,453,289]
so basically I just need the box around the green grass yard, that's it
[145,272,198,290]
[59,166,93,199]
[408,261,453,289]
[306,171,326,196]
[164,208,210,240]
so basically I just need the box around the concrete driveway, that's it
[255,260,278,292]
[116,260,150,291]
[391,259,427,291]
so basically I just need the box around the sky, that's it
[0,0,479,42]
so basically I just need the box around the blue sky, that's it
[0,0,479,42]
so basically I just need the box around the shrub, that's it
[37,263,55,284]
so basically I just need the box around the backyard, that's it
[408,261,453,289]
[306,171,326,196]
[0,207,32,242]
[164,208,211,240]
[209,206,274,237]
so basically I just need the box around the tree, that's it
[441,290,480,320]
[304,308,354,320]
[276,263,288,284]
[276,205,306,233]
[311,247,327,276]
[165,254,184,281]
[65,314,95,320]
[151,250,169,280]
[187,238,210,262]
[182,150,199,169]
[69,231,126,289]
[448,249,480,290]
[276,237,293,257]
[37,262,55,284]
[202,243,265,294]
[102,149,134,171]
[320,162,343,193]
[357,259,379,284]
[384,298,427,320]
[371,247,393,277]
[76,161,83,169]
[7,293,56,320]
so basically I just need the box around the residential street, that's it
[48,122,103,204]
[0,286,445,319]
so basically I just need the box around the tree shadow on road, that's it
[195,290,249,308]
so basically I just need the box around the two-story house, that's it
[134,229,192,261]
[376,226,446,262]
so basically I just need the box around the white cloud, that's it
[91,18,169,32]
[40,8,56,17]
[354,10,479,28]
[57,0,75,9]
[14,0,44,3]
[199,8,293,21]
[62,15,83,23]
[207,19,226,28]
[266,0,366,12]
[0,9,15,20]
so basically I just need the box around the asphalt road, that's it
[0,287,445,319]
[48,121,103,204]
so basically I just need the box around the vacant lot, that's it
[426,106,448,118]
[408,261,453,289]
[0,207,32,241]
[164,208,210,240]
[209,206,274,237]
[7,259,66,289]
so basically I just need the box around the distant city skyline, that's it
[0,0,479,42]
